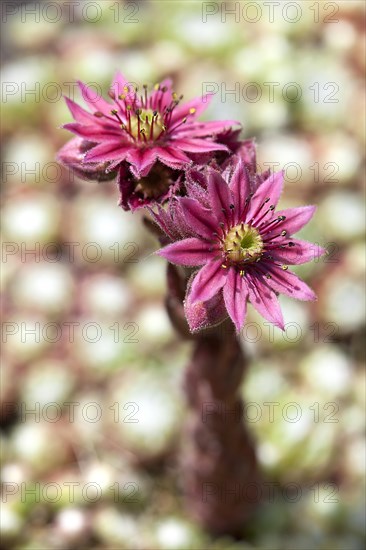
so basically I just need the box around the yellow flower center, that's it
[129,108,164,141]
[224,224,263,264]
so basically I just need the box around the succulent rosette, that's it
[156,162,326,332]
[58,72,239,210]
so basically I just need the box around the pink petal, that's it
[246,272,285,330]
[189,260,228,304]
[259,263,317,301]
[147,205,181,241]
[85,142,131,163]
[179,197,218,239]
[170,199,198,239]
[127,148,157,177]
[207,169,233,224]
[185,283,227,333]
[170,94,213,122]
[154,146,191,168]
[184,177,210,207]
[157,238,218,266]
[176,120,240,138]
[173,138,228,153]
[229,159,251,224]
[223,269,249,332]
[63,122,121,141]
[236,139,257,168]
[64,97,96,124]
[275,205,317,235]
[186,167,209,190]
[269,239,327,265]
[246,170,284,223]
[149,79,174,111]
[159,77,173,89]
[78,81,112,115]
[111,71,131,97]
[57,137,85,165]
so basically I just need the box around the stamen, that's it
[111,109,124,125]
[253,203,275,227]
[241,192,254,222]
[168,117,187,134]
[259,215,285,233]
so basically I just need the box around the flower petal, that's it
[177,120,241,138]
[64,97,96,124]
[259,262,317,301]
[223,269,249,331]
[78,81,112,115]
[170,199,198,239]
[147,204,181,241]
[149,79,174,111]
[172,138,228,153]
[246,170,284,223]
[275,205,317,236]
[85,142,131,163]
[111,71,132,96]
[170,94,213,122]
[246,272,285,330]
[157,238,217,266]
[185,175,210,208]
[179,197,218,239]
[207,168,233,224]
[269,239,327,265]
[63,122,121,141]
[154,146,191,168]
[229,159,251,223]
[189,259,228,304]
[185,279,227,333]
[127,148,157,177]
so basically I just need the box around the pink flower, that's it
[157,162,326,332]
[58,72,239,208]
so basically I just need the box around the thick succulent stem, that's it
[165,264,260,536]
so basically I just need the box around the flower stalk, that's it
[166,263,259,536]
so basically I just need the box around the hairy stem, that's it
[165,264,260,536]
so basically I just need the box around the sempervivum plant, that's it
[58,72,239,210]
[157,161,326,332]
[57,71,325,536]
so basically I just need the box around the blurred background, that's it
[1,1,365,548]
